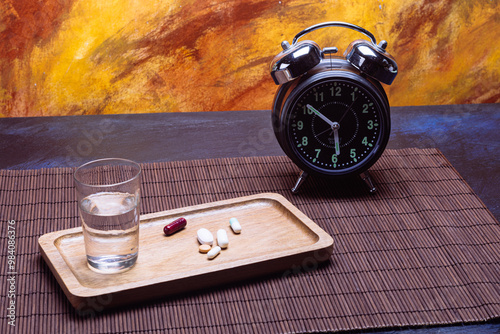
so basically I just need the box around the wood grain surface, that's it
[39,193,334,309]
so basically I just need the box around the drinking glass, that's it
[74,158,141,274]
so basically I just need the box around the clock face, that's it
[286,78,388,175]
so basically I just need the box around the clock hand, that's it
[338,98,357,124]
[307,104,341,154]
[306,104,335,128]
[332,122,340,155]
[315,128,332,137]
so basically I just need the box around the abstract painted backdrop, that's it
[1,0,499,117]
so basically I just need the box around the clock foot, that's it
[291,171,308,194]
[360,171,376,194]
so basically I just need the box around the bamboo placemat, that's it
[1,148,499,333]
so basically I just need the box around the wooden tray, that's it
[39,193,334,309]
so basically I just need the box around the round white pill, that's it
[207,246,221,260]
[197,228,213,245]
[217,229,229,249]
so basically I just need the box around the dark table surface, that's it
[0,104,499,333]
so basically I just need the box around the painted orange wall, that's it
[1,0,498,117]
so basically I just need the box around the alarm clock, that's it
[270,22,398,193]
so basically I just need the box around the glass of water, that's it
[74,158,141,274]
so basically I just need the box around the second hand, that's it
[338,98,357,124]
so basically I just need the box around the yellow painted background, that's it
[1,0,499,117]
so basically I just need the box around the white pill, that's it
[217,229,229,249]
[207,246,221,260]
[197,228,213,245]
[229,217,241,234]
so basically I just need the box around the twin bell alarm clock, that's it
[270,22,398,193]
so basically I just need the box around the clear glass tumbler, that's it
[74,158,141,274]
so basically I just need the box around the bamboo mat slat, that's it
[0,148,499,333]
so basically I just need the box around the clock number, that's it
[330,86,341,97]
[314,92,324,102]
[367,120,378,130]
[297,121,303,130]
[362,136,368,146]
[303,105,313,115]
[331,154,337,163]
[351,91,356,101]
[350,149,356,159]
[302,136,308,146]
[362,104,369,113]
[312,149,321,163]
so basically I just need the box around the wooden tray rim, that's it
[39,192,334,299]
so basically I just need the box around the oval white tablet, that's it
[217,229,229,249]
[197,228,213,245]
[207,246,221,260]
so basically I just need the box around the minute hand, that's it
[306,104,335,127]
[307,104,341,155]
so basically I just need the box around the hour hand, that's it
[306,104,335,128]
[307,104,340,154]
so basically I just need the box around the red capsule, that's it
[163,217,187,236]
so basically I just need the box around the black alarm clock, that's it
[270,22,398,193]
